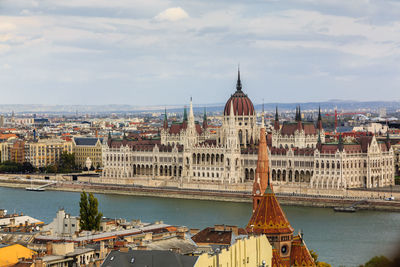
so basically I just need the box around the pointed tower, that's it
[317,106,323,131]
[386,130,391,150]
[274,106,280,131]
[317,130,322,151]
[202,107,208,130]
[247,156,295,261]
[186,98,197,147]
[252,123,269,212]
[163,108,168,129]
[236,67,242,91]
[297,105,303,131]
[226,101,239,150]
[338,133,344,152]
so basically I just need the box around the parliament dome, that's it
[223,70,255,116]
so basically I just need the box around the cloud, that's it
[154,7,189,22]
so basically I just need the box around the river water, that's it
[0,187,399,266]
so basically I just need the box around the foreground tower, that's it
[246,128,315,266]
[252,114,269,212]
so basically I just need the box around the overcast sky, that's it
[1,0,400,106]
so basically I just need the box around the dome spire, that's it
[236,66,242,91]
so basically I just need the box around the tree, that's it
[359,256,393,267]
[79,190,103,231]
[310,250,332,267]
[58,152,77,173]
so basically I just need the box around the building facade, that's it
[72,137,103,169]
[101,71,395,190]
[26,139,73,168]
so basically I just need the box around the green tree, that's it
[79,190,103,231]
[58,152,77,173]
[359,256,393,267]
[310,250,332,267]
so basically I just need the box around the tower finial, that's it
[236,66,242,91]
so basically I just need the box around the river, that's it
[0,187,399,266]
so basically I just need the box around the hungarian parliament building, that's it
[102,71,395,189]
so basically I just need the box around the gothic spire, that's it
[298,105,302,121]
[183,106,188,122]
[318,106,322,121]
[338,133,343,152]
[236,67,242,91]
[317,106,323,130]
[274,106,280,131]
[203,107,208,129]
[189,98,195,126]
[163,108,168,129]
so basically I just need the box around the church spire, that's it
[298,105,302,121]
[203,107,208,129]
[274,106,280,131]
[317,106,323,130]
[183,106,188,122]
[338,133,344,152]
[236,67,242,91]
[189,97,195,126]
[297,105,303,130]
[163,108,168,129]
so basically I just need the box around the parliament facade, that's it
[102,71,395,190]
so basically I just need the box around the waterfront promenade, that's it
[1,175,400,211]
[0,186,399,266]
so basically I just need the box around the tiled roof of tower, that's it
[271,250,289,267]
[290,235,315,266]
[224,93,255,116]
[246,187,294,235]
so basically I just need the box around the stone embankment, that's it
[1,175,400,212]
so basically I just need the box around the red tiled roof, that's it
[290,235,315,266]
[191,227,233,245]
[168,122,202,135]
[224,91,255,116]
[246,189,294,235]
[280,123,316,136]
[358,136,373,153]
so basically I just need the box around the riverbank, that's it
[1,177,400,212]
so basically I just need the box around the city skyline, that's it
[1,1,400,105]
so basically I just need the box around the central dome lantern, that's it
[224,70,255,116]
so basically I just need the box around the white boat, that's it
[25,179,45,191]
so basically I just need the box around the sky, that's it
[1,0,400,106]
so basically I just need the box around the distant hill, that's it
[0,100,399,115]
